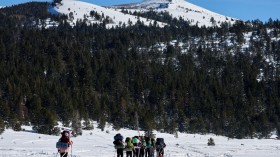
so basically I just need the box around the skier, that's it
[132,136,141,157]
[145,136,152,157]
[139,136,146,157]
[57,130,73,157]
[150,137,156,157]
[155,138,166,157]
[114,133,125,157]
[125,137,134,157]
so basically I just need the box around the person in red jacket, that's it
[57,130,73,157]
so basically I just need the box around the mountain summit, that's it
[49,0,236,27]
[113,0,237,27]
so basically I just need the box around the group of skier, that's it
[113,133,166,157]
[55,130,166,157]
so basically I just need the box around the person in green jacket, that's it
[150,137,156,157]
[125,137,134,157]
[132,136,140,157]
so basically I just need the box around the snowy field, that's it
[0,123,279,157]
[0,124,280,157]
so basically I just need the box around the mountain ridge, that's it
[111,0,237,27]
[49,0,166,28]
[50,0,237,27]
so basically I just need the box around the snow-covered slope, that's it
[49,0,165,28]
[0,123,279,157]
[49,0,236,28]
[113,0,237,27]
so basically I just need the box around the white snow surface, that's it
[49,0,237,28]
[114,0,237,27]
[0,123,279,157]
[49,0,166,28]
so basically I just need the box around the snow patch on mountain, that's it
[113,0,237,27]
[49,0,166,28]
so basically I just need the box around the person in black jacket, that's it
[114,133,125,157]
[155,138,166,157]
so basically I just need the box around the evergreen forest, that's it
[0,2,280,139]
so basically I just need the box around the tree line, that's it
[0,2,280,138]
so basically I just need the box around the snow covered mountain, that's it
[49,0,166,28]
[112,0,237,27]
[49,0,236,28]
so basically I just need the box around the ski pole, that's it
[61,152,67,157]
[71,144,73,157]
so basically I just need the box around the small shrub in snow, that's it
[106,130,110,134]
[84,125,94,130]
[51,127,61,136]
[207,137,215,146]
[12,123,22,132]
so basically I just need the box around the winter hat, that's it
[62,130,70,137]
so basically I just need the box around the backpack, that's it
[113,134,124,149]
[56,141,69,149]
[132,136,138,144]
[114,133,124,141]
[156,138,165,150]
[56,130,71,149]
[113,140,124,149]
[113,140,123,145]
[145,137,152,148]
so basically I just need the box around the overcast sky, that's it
[1,0,279,22]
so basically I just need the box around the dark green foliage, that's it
[277,124,280,138]
[0,2,280,138]
[0,118,5,134]
[52,127,61,136]
[12,122,22,132]
[83,120,94,130]
[0,2,51,19]
[0,2,67,26]
[72,111,82,136]
[32,109,57,134]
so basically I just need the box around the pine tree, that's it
[0,4,280,138]
[72,111,82,136]
[0,118,5,134]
